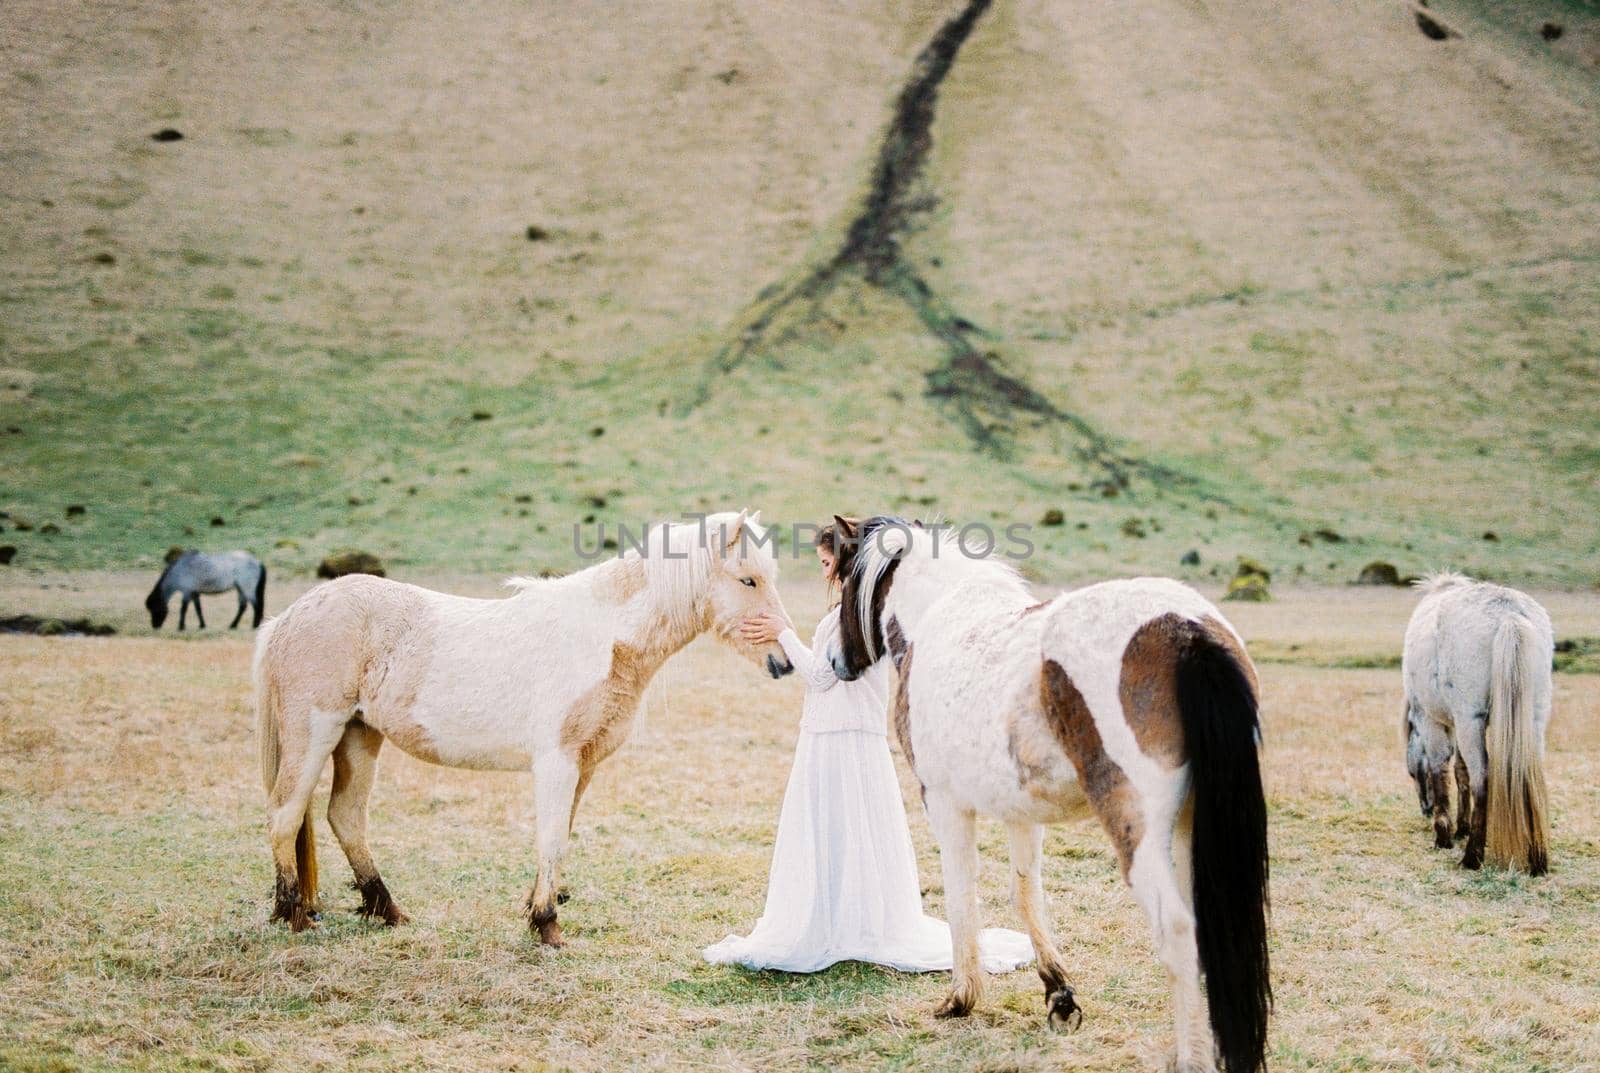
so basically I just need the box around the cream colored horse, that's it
[1402,572,1553,874]
[829,518,1269,1073]
[254,510,792,941]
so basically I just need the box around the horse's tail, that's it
[253,616,318,907]
[1485,613,1550,875]
[253,562,267,628]
[1178,628,1271,1073]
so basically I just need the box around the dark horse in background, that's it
[147,550,267,630]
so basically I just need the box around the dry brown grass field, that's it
[3,577,1599,1072]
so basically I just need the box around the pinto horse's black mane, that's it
[835,515,916,679]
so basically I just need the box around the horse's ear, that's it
[721,509,750,555]
[832,514,859,538]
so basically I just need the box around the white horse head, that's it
[645,509,793,678]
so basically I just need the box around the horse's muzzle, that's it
[766,654,794,679]
[831,653,860,682]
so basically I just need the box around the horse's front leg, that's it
[526,749,580,946]
[926,790,983,1018]
[178,594,190,630]
[193,593,206,629]
[229,584,247,629]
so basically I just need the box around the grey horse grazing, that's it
[1402,573,1553,874]
[147,550,267,630]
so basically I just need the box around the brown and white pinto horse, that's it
[828,518,1270,1073]
[254,511,793,941]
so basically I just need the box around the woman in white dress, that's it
[703,519,1033,975]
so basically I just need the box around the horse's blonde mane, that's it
[508,511,769,636]
[1414,570,1474,594]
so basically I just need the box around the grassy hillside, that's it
[2,0,1598,585]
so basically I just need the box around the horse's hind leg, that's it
[1007,822,1080,1031]
[178,594,190,631]
[268,705,349,929]
[192,593,206,629]
[1130,791,1213,1073]
[229,585,247,629]
[329,721,408,925]
[925,790,984,1018]
[1456,712,1490,870]
[1453,748,1472,841]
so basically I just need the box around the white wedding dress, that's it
[703,607,1034,974]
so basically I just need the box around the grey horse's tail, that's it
[253,562,268,628]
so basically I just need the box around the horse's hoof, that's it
[1461,851,1482,870]
[536,918,564,947]
[1046,987,1083,1033]
[933,992,974,1019]
[1434,829,1453,850]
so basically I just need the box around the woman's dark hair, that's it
[813,515,861,584]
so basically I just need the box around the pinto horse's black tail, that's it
[1178,629,1271,1073]
[253,563,268,628]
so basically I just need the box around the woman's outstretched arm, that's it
[777,621,840,693]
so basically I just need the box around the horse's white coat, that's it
[836,526,1253,1071]
[1402,572,1553,871]
[256,511,793,937]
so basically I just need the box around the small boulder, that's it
[1224,574,1271,602]
[318,550,386,579]
[1355,561,1403,586]
[1541,22,1563,41]
[151,128,185,142]
[1041,508,1065,527]
[1482,531,1499,542]
[1179,549,1201,567]
[0,545,15,565]
[65,504,86,517]
[525,225,550,241]
[210,516,226,527]
[1235,556,1271,583]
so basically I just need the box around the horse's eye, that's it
[740,577,757,588]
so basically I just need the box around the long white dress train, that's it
[703,608,1034,974]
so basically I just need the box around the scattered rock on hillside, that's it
[525,225,550,241]
[65,504,86,517]
[1224,574,1271,602]
[1040,508,1065,527]
[1235,556,1271,583]
[39,523,59,534]
[471,410,493,421]
[318,551,386,579]
[1119,518,1146,539]
[0,545,15,565]
[151,128,185,142]
[210,516,226,527]
[1355,561,1403,586]
[1541,22,1563,41]
[1180,549,1201,566]
[0,614,116,636]
[1482,531,1498,542]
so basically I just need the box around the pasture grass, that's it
[2,581,1599,1071]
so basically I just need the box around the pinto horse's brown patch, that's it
[892,642,916,770]
[1117,614,1190,769]
[1040,659,1143,876]
[884,616,907,668]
